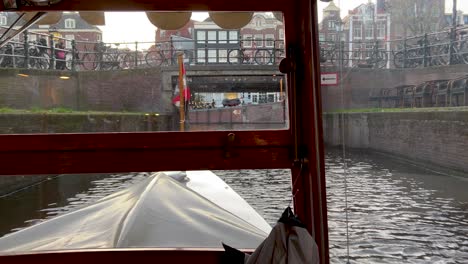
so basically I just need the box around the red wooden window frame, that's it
[0,0,328,263]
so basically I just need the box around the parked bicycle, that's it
[435,31,468,66]
[319,43,349,67]
[0,38,50,69]
[393,36,442,68]
[227,40,272,65]
[145,43,193,67]
[353,41,387,68]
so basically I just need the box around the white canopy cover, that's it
[0,171,271,252]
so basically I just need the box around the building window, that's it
[255,18,262,27]
[208,49,216,63]
[29,34,37,42]
[353,23,362,39]
[319,33,325,41]
[243,34,252,47]
[327,34,335,41]
[160,30,165,38]
[328,20,335,30]
[219,31,227,44]
[377,22,385,38]
[197,30,206,44]
[65,35,75,49]
[207,31,216,44]
[279,28,284,40]
[229,31,238,43]
[254,34,263,47]
[252,94,258,103]
[219,49,227,63]
[365,26,373,39]
[97,34,101,41]
[64,18,76,29]
[0,15,6,26]
[265,34,274,47]
[197,49,206,63]
[464,16,468,24]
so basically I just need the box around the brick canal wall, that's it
[323,110,468,176]
[0,112,175,196]
[0,68,166,113]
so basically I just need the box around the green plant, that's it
[48,107,74,113]
[0,107,14,113]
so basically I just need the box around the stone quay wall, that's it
[323,110,468,176]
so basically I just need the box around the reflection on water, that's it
[0,172,148,237]
[325,149,468,264]
[0,150,466,263]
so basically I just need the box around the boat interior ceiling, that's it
[0,0,327,263]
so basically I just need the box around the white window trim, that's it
[254,34,263,47]
[265,34,274,48]
[64,18,76,29]
[0,16,7,26]
[279,28,284,40]
[65,35,75,49]
[243,34,252,48]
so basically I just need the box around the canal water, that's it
[0,149,466,263]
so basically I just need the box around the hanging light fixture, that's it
[208,12,253,29]
[79,12,106,26]
[146,12,192,30]
[21,12,62,25]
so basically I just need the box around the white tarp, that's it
[0,172,270,252]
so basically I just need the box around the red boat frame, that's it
[0,0,328,263]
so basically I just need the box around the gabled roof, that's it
[324,1,340,12]
[29,12,101,31]
[0,12,100,31]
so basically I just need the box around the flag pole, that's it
[280,77,283,101]
[177,53,185,132]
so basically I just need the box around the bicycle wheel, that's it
[145,51,164,67]
[254,49,272,65]
[393,51,407,68]
[29,52,50,69]
[458,42,468,64]
[331,50,349,67]
[122,53,136,69]
[37,53,50,69]
[227,49,244,64]
[374,50,388,69]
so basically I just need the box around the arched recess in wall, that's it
[208,12,253,29]
[146,12,192,30]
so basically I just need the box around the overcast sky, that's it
[98,1,468,49]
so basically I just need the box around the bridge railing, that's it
[320,25,468,69]
[0,31,286,71]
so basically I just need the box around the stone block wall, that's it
[323,111,468,175]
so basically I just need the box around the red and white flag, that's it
[172,61,191,107]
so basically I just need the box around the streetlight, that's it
[335,21,344,68]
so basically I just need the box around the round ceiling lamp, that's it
[273,12,283,22]
[208,12,253,29]
[146,12,192,30]
[22,12,62,25]
[79,12,105,26]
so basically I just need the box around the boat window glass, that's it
[0,170,292,251]
[0,11,287,134]
[318,1,468,263]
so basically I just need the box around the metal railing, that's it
[3,26,468,71]
[320,25,468,69]
[0,32,286,71]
